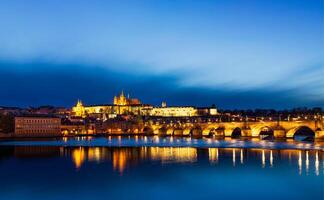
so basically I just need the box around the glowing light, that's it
[315,151,319,176]
[240,149,243,164]
[262,150,265,168]
[232,149,236,166]
[113,150,127,175]
[305,151,309,174]
[298,151,302,175]
[72,147,85,169]
[154,136,160,143]
[150,147,197,163]
[209,148,218,163]
[270,150,273,167]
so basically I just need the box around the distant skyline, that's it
[0,0,323,109]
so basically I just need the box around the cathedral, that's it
[113,91,141,106]
[72,91,147,117]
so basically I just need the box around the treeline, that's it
[0,114,14,133]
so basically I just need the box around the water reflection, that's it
[298,151,302,175]
[0,146,322,177]
[72,147,85,169]
[232,149,236,166]
[270,150,273,167]
[240,149,243,164]
[315,151,319,176]
[149,147,197,163]
[262,150,265,168]
[208,148,218,163]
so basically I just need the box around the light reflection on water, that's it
[28,146,322,176]
[0,144,323,200]
[1,136,323,150]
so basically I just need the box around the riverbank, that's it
[0,136,323,150]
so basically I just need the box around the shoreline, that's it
[1,133,324,141]
[0,136,323,151]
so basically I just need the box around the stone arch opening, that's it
[190,127,202,137]
[158,127,167,136]
[209,128,217,136]
[293,126,315,141]
[259,126,274,140]
[231,127,241,138]
[143,127,153,135]
[202,127,217,137]
[216,127,225,136]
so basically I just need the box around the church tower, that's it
[114,90,127,105]
[72,100,86,117]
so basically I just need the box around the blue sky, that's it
[0,0,323,108]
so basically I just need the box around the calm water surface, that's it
[0,136,323,200]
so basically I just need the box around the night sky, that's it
[0,0,323,109]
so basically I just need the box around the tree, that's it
[0,114,14,133]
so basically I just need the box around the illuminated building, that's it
[71,91,146,117]
[15,116,61,136]
[71,91,218,118]
[149,106,198,117]
[114,90,141,106]
[72,100,86,117]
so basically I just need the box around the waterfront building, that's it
[15,116,61,137]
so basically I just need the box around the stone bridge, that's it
[140,119,324,139]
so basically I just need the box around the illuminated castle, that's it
[71,91,217,118]
[72,91,146,117]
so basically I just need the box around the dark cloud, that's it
[0,60,323,109]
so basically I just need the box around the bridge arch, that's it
[231,127,242,138]
[190,126,202,137]
[259,126,274,140]
[202,127,218,137]
[251,125,274,139]
[215,127,225,136]
[158,127,167,136]
[286,126,315,140]
[142,127,154,135]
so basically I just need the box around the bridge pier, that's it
[315,130,324,139]
[173,129,183,136]
[242,129,251,137]
[192,128,202,137]
[224,129,232,137]
[273,129,286,138]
